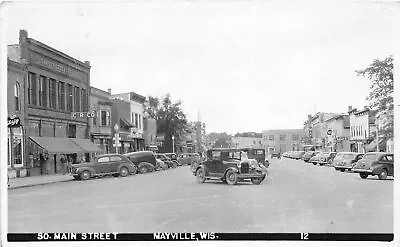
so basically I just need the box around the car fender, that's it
[224,167,239,178]
[118,162,136,173]
[371,165,386,175]
[195,164,207,175]
[77,166,96,176]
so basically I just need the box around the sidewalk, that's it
[8,174,74,190]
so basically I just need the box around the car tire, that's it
[340,169,345,172]
[131,165,138,175]
[120,167,129,177]
[73,176,81,181]
[225,170,238,185]
[359,173,368,179]
[80,170,91,180]
[251,176,264,185]
[196,168,206,183]
[378,169,388,180]
[139,166,147,174]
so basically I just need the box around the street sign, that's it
[8,115,21,128]
[114,123,119,132]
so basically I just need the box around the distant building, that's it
[309,112,344,150]
[89,86,112,154]
[324,114,350,152]
[262,129,306,154]
[182,121,206,153]
[231,137,263,149]
[110,91,146,151]
[110,98,134,154]
[349,106,377,153]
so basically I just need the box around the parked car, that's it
[271,151,281,159]
[194,148,267,185]
[71,154,136,180]
[178,153,193,165]
[164,153,181,166]
[124,151,157,172]
[309,152,324,165]
[155,158,168,170]
[241,148,270,168]
[302,151,316,162]
[318,152,337,166]
[333,152,364,172]
[155,154,176,168]
[291,151,305,160]
[137,162,156,173]
[352,152,394,180]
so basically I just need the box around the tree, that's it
[144,94,188,153]
[356,56,394,150]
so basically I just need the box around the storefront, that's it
[8,115,25,178]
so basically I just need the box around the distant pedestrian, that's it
[60,154,67,175]
[67,156,73,173]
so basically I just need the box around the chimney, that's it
[348,106,352,112]
[19,30,28,44]
[107,88,111,94]
[19,30,28,61]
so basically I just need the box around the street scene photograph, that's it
[2,0,397,243]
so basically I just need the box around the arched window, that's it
[15,82,20,111]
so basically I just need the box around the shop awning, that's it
[70,138,101,153]
[30,137,84,154]
[120,118,134,128]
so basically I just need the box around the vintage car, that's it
[163,153,181,166]
[71,154,136,180]
[193,148,267,185]
[333,152,364,172]
[270,151,281,159]
[124,151,157,171]
[309,152,324,165]
[352,152,394,180]
[155,154,176,168]
[137,162,156,173]
[291,151,306,160]
[302,151,316,162]
[241,148,270,168]
[156,158,168,170]
[318,152,337,166]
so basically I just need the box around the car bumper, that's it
[237,173,266,179]
[352,168,373,174]
[334,165,353,170]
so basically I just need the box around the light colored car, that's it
[333,152,364,172]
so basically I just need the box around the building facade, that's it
[231,137,263,149]
[110,98,135,154]
[7,58,27,178]
[262,129,306,154]
[89,86,112,154]
[182,121,206,153]
[8,30,98,176]
[349,107,377,153]
[324,114,350,152]
[143,117,157,150]
[111,91,146,151]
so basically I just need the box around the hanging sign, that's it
[8,115,21,128]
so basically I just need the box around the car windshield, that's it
[241,151,248,160]
[362,153,380,160]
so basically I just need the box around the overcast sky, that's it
[3,1,397,134]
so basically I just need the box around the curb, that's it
[8,178,74,190]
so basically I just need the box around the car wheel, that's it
[225,170,238,185]
[120,167,129,177]
[378,169,388,180]
[359,173,368,179]
[139,166,147,174]
[73,176,81,181]
[131,165,138,175]
[251,176,264,185]
[340,169,345,172]
[80,170,91,180]
[196,168,206,183]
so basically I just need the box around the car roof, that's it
[97,153,123,158]
[208,148,241,152]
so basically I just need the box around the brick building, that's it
[8,30,99,176]
[262,129,306,154]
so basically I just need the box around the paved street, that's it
[8,158,393,233]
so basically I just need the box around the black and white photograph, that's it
[1,0,398,245]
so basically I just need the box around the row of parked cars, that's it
[280,150,394,180]
[70,151,202,180]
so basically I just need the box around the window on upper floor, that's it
[39,76,47,107]
[49,78,57,109]
[279,135,286,141]
[67,84,73,112]
[135,113,138,128]
[28,72,37,105]
[100,110,110,126]
[14,82,20,111]
[269,135,274,140]
[58,81,65,111]
[292,134,299,141]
